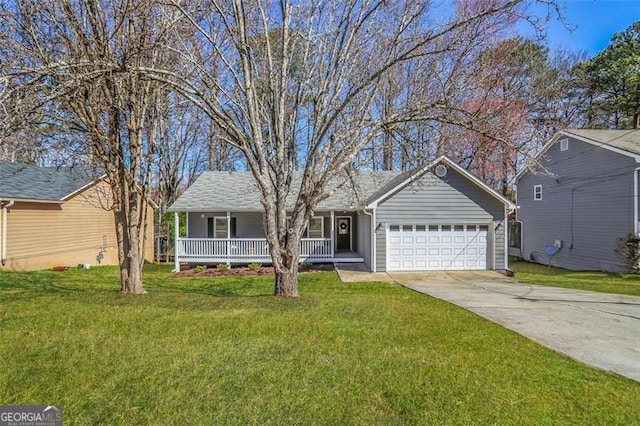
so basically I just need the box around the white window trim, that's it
[307,216,324,238]
[214,216,228,239]
[287,216,325,238]
[560,138,569,151]
[533,184,542,201]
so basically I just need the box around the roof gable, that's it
[365,156,513,208]
[0,163,99,202]
[517,129,640,181]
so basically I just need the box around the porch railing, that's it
[176,237,333,262]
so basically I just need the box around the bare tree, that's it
[141,0,538,297]
[1,0,182,293]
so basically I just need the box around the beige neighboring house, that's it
[0,163,154,270]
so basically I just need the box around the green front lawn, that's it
[511,260,640,296]
[1,265,639,424]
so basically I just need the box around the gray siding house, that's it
[516,129,640,271]
[169,156,512,272]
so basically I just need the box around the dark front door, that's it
[336,217,351,251]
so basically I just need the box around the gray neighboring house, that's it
[169,156,513,272]
[516,129,640,272]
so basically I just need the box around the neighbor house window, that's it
[560,138,569,151]
[534,184,542,200]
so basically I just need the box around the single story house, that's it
[0,162,154,270]
[169,156,513,272]
[516,129,640,272]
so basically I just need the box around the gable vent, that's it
[560,138,569,151]
[435,164,447,178]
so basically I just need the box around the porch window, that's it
[214,217,228,238]
[287,216,325,238]
[208,217,236,238]
[308,217,324,238]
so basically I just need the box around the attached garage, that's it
[386,224,488,271]
[367,157,512,273]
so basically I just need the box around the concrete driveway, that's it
[389,271,640,383]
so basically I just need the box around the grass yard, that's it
[511,259,640,297]
[1,265,640,425]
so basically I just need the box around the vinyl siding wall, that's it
[2,181,154,271]
[517,136,636,271]
[375,169,506,272]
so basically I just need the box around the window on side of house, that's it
[533,184,542,200]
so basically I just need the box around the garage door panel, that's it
[387,224,488,271]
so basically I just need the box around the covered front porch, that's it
[172,210,369,269]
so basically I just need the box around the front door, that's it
[336,217,352,251]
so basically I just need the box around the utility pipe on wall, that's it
[1,200,15,267]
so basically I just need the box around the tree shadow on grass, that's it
[0,270,323,317]
[150,276,275,298]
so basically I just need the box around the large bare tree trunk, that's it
[115,210,145,294]
[271,243,300,298]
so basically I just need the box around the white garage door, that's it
[387,224,488,271]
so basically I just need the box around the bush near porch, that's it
[1,265,639,424]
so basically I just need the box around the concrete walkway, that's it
[334,263,394,282]
[388,271,640,383]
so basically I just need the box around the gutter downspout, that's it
[1,200,15,267]
[363,208,375,272]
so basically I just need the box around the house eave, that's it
[167,207,364,213]
[0,197,64,204]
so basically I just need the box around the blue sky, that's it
[523,0,640,57]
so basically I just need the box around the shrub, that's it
[216,263,230,271]
[248,262,262,271]
[193,265,207,274]
[299,262,313,272]
[615,233,640,272]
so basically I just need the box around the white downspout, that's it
[504,205,509,271]
[1,200,15,267]
[363,208,375,272]
[173,211,180,272]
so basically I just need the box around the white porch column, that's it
[330,210,335,257]
[226,211,231,265]
[173,211,180,272]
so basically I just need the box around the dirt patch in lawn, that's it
[174,263,335,278]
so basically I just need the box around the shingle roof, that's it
[564,129,640,156]
[169,170,400,212]
[0,162,99,202]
